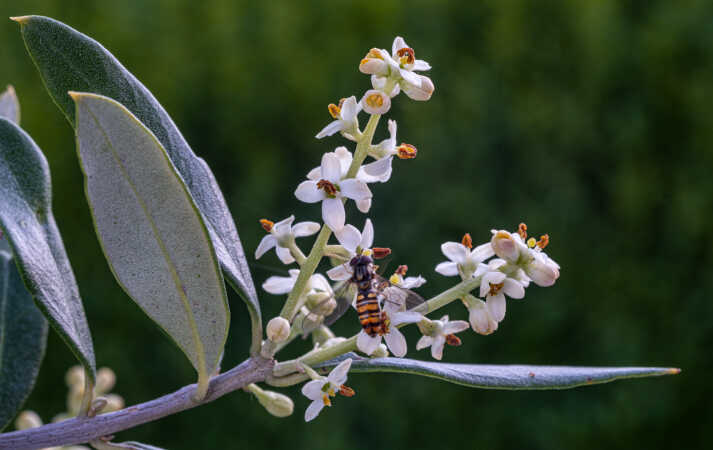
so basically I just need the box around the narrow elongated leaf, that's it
[72,92,229,383]
[0,86,20,124]
[0,117,95,382]
[15,16,261,352]
[318,353,680,390]
[0,251,48,431]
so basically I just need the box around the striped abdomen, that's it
[356,287,382,336]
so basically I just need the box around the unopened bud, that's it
[524,253,560,287]
[257,390,294,418]
[96,367,117,394]
[371,343,389,358]
[101,394,125,413]
[65,365,85,389]
[67,387,84,415]
[402,74,434,101]
[15,410,42,430]
[266,317,291,343]
[466,296,499,335]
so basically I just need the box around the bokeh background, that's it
[1,0,711,448]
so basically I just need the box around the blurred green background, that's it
[1,0,710,448]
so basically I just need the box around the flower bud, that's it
[257,390,294,418]
[266,317,291,343]
[524,252,560,287]
[15,410,42,430]
[101,394,125,413]
[490,230,522,263]
[307,292,337,316]
[67,387,84,415]
[65,365,85,389]
[402,74,434,101]
[466,297,498,335]
[371,343,389,358]
[361,89,391,115]
[96,367,117,395]
[359,49,389,76]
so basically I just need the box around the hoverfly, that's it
[320,251,425,336]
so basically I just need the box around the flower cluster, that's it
[436,225,560,334]
[253,37,559,422]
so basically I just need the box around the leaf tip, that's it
[67,91,82,101]
[666,367,681,375]
[9,16,31,25]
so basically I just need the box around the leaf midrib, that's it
[82,101,207,376]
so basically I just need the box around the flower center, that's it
[365,93,384,109]
[488,282,504,296]
[259,219,274,232]
[461,233,473,249]
[317,179,339,198]
[322,394,332,407]
[396,47,415,66]
[396,143,417,159]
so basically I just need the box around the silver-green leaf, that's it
[0,250,48,431]
[0,86,20,124]
[0,117,96,383]
[71,92,229,387]
[14,15,262,353]
[318,353,680,390]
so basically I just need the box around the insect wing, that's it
[323,281,357,326]
[374,274,425,310]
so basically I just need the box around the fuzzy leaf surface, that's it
[72,92,229,381]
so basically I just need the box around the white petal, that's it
[322,198,345,231]
[306,166,321,180]
[360,219,374,250]
[327,263,352,281]
[401,74,434,101]
[487,293,506,322]
[262,275,297,295]
[503,278,525,299]
[255,235,277,259]
[399,68,422,86]
[339,179,372,201]
[321,153,342,182]
[315,120,343,139]
[276,246,295,265]
[416,335,433,350]
[392,36,408,56]
[430,336,446,360]
[293,221,321,237]
[361,156,393,182]
[356,198,372,213]
[309,273,332,293]
[340,96,358,120]
[295,180,325,203]
[301,379,327,400]
[328,358,352,385]
[435,261,459,277]
[392,311,423,327]
[356,330,381,355]
[305,400,325,422]
[400,276,426,289]
[333,146,353,176]
[443,320,469,334]
[468,300,494,335]
[441,242,468,264]
[384,328,408,358]
[413,59,431,71]
[273,215,295,235]
[471,242,495,262]
[334,225,361,254]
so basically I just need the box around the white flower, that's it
[307,146,393,189]
[361,89,391,115]
[361,37,434,101]
[435,234,495,279]
[255,216,320,264]
[416,315,469,360]
[491,226,560,287]
[478,259,526,323]
[390,273,427,289]
[523,248,560,287]
[316,96,361,140]
[301,358,353,422]
[332,218,374,257]
[355,297,422,358]
[371,120,418,161]
[490,229,529,264]
[295,153,372,231]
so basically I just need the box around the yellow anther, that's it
[389,274,400,285]
[366,48,383,60]
[362,248,373,257]
[365,93,384,109]
[322,394,332,407]
[527,237,537,248]
[328,103,341,119]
